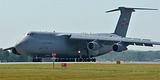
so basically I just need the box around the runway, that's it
[0,61,159,64]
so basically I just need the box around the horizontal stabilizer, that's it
[106,7,158,13]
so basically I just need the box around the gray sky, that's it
[0,0,160,51]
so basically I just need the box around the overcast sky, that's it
[0,0,160,51]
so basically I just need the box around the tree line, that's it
[96,50,160,62]
[0,48,160,62]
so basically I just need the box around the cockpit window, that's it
[24,32,34,37]
[26,33,30,36]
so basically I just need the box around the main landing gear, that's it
[32,58,42,62]
[55,58,96,62]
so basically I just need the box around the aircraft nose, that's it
[15,37,30,54]
[16,40,28,49]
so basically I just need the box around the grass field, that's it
[0,63,159,80]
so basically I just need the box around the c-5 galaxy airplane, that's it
[3,7,160,62]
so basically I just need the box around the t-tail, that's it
[106,7,157,37]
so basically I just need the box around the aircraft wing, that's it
[70,34,160,47]
[3,47,14,51]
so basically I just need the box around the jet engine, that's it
[11,48,21,55]
[112,43,127,52]
[87,41,100,50]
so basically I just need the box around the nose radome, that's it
[15,37,30,54]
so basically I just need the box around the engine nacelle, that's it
[87,41,100,50]
[11,48,21,55]
[112,43,127,52]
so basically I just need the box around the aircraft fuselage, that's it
[15,32,112,58]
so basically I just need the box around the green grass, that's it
[0,63,159,80]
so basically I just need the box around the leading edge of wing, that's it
[3,47,14,51]
[69,34,160,46]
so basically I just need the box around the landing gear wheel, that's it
[76,58,96,62]
[32,58,42,62]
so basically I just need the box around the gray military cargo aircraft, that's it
[3,7,160,62]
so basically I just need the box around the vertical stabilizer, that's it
[106,7,157,37]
